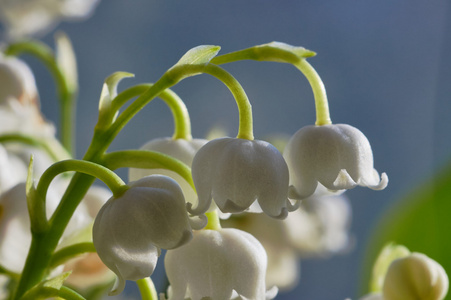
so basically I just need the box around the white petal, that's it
[165,229,269,300]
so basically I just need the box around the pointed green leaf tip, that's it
[253,42,316,63]
[174,45,221,67]
[21,272,73,299]
[369,243,411,293]
[97,71,134,128]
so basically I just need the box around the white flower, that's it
[0,180,108,274]
[164,228,277,300]
[283,124,388,199]
[0,144,27,194]
[383,253,448,300]
[0,0,101,38]
[0,54,55,138]
[189,137,293,219]
[129,137,208,208]
[92,175,194,295]
[284,193,352,258]
[0,54,38,106]
[223,193,352,290]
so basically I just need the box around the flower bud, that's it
[92,175,193,295]
[383,253,448,300]
[164,228,277,300]
[190,137,293,219]
[283,124,388,199]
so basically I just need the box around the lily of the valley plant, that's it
[0,21,447,300]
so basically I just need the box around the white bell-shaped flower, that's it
[0,0,100,38]
[92,175,194,295]
[283,124,388,199]
[0,54,38,106]
[284,193,352,258]
[223,193,352,290]
[383,253,448,300]
[129,137,207,208]
[189,137,292,219]
[164,228,277,300]
[0,54,55,138]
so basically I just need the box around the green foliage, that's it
[362,161,451,299]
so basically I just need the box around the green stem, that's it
[136,278,158,300]
[204,210,222,230]
[199,64,253,140]
[58,286,86,300]
[112,84,192,140]
[211,45,331,126]
[294,60,331,125]
[101,150,194,190]
[36,160,127,208]
[100,62,253,152]
[49,242,96,269]
[5,41,76,155]
[0,133,71,162]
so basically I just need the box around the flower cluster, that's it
[1,14,437,300]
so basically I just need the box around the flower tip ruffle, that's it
[108,273,126,296]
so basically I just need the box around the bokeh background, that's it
[8,1,451,299]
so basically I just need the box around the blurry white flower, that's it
[383,253,448,300]
[360,252,448,300]
[0,0,101,38]
[283,124,388,199]
[164,228,277,300]
[284,193,352,258]
[0,144,27,194]
[0,180,107,274]
[189,137,293,219]
[0,54,38,107]
[93,175,194,295]
[129,137,207,208]
[0,54,55,137]
[223,193,352,290]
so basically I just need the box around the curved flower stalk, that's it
[223,193,352,290]
[129,137,208,208]
[164,228,278,300]
[0,0,101,38]
[92,175,195,295]
[189,137,294,219]
[283,124,388,199]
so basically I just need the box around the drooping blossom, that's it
[223,193,352,290]
[189,137,294,219]
[0,0,101,38]
[92,175,194,295]
[283,124,388,199]
[164,228,278,300]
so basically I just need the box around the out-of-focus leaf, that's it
[361,162,451,299]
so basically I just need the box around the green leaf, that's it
[55,31,78,93]
[173,45,221,67]
[361,161,451,299]
[97,71,134,129]
[211,41,316,65]
[20,272,85,300]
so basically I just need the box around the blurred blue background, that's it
[15,1,451,299]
